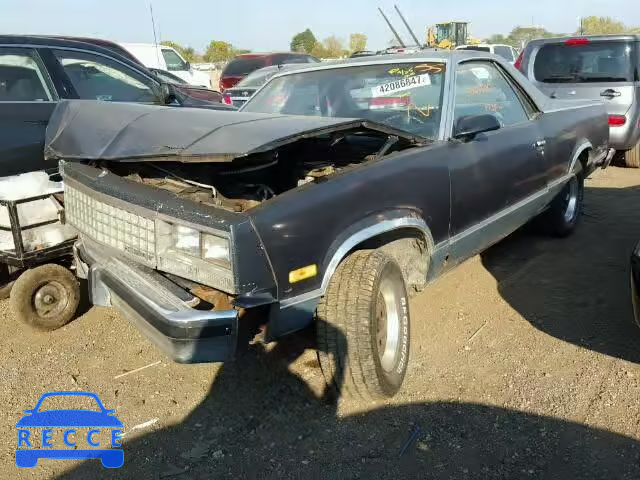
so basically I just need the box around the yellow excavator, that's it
[378,6,478,51]
[427,22,479,49]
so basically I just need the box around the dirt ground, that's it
[2,166,640,479]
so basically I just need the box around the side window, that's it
[161,49,187,71]
[453,61,529,130]
[0,48,52,102]
[52,49,158,103]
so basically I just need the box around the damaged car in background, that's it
[44,51,612,399]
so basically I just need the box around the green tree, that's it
[322,36,346,58]
[290,29,317,53]
[507,26,559,48]
[203,40,235,62]
[349,33,368,53]
[161,41,199,62]
[578,16,626,35]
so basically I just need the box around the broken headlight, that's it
[159,222,231,269]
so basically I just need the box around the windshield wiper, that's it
[577,75,628,82]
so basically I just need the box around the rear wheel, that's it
[316,250,410,400]
[538,165,584,237]
[624,143,640,168]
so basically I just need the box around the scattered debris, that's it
[114,360,161,379]
[122,418,159,437]
[467,321,488,342]
[211,450,224,460]
[399,424,422,457]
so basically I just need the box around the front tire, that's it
[316,250,410,400]
[540,166,584,237]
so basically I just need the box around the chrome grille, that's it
[64,185,156,264]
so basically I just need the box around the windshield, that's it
[242,62,447,139]
[235,68,278,88]
[534,41,636,83]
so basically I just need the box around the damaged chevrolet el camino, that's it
[44,51,612,399]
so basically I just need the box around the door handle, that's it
[600,89,621,98]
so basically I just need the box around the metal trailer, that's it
[0,191,80,330]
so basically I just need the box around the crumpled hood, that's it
[45,100,423,163]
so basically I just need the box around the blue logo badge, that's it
[15,391,123,468]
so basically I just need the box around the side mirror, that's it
[161,82,178,105]
[453,114,501,141]
[185,61,191,70]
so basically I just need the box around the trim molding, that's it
[280,217,434,308]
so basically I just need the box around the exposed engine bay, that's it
[102,132,406,212]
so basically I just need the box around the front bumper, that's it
[75,239,238,363]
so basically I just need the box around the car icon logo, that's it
[15,391,124,468]
[242,91,249,96]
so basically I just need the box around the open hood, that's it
[45,100,424,163]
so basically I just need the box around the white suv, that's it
[455,44,519,64]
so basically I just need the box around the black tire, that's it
[539,166,584,237]
[624,144,640,169]
[316,250,410,400]
[11,264,80,331]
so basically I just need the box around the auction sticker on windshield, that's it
[372,74,431,97]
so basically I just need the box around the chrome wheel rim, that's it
[563,177,579,223]
[33,281,69,319]
[376,276,401,372]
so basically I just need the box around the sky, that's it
[2,0,639,53]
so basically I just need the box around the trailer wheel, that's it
[316,250,410,400]
[11,264,80,331]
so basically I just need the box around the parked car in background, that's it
[350,50,378,58]
[0,35,232,177]
[50,50,611,399]
[219,52,319,91]
[221,64,304,108]
[456,44,519,63]
[119,42,212,88]
[517,35,640,167]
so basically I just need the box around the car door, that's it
[0,47,58,176]
[46,48,162,105]
[447,60,546,263]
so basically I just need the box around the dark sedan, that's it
[0,35,231,177]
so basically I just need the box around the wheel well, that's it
[578,149,589,173]
[351,227,430,294]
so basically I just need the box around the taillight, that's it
[219,76,243,91]
[222,94,233,106]
[514,51,524,71]
[608,115,627,126]
[565,38,590,46]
